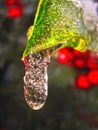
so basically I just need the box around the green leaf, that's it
[23,0,90,57]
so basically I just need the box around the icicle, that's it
[23,51,50,110]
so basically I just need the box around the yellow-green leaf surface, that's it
[23,0,90,57]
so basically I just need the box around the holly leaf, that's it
[23,0,90,58]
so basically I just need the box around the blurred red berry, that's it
[58,47,74,64]
[73,49,81,56]
[58,50,69,64]
[87,57,98,69]
[82,50,90,56]
[76,73,91,89]
[73,49,89,57]
[87,70,98,85]
[74,58,85,68]
[8,6,23,18]
[15,0,23,8]
[5,0,23,7]
[5,0,16,6]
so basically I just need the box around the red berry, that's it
[87,70,98,85]
[15,0,23,8]
[58,48,66,53]
[82,50,90,56]
[8,6,23,18]
[73,49,89,57]
[5,0,23,8]
[87,57,98,69]
[5,0,16,6]
[76,73,90,89]
[65,47,74,60]
[73,49,81,56]
[58,47,74,64]
[74,58,85,68]
[58,50,69,64]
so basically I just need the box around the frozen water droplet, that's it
[23,51,50,110]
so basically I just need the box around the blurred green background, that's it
[0,0,98,130]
